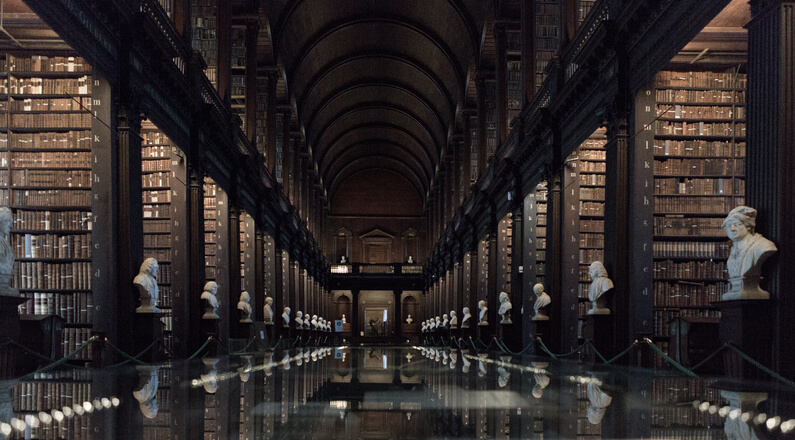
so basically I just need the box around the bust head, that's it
[463,307,470,316]
[297,310,303,318]
[589,261,608,279]
[283,307,291,315]
[239,291,250,304]
[478,300,486,310]
[499,291,509,303]
[140,258,159,278]
[203,281,217,295]
[534,283,545,296]
[723,206,756,242]
[450,310,456,317]
[265,296,273,306]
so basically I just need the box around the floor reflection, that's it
[2,346,795,439]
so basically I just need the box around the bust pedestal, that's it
[200,317,221,357]
[0,296,27,378]
[716,299,773,380]
[532,320,550,354]
[131,313,166,362]
[584,314,614,362]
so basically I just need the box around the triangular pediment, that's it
[359,228,395,240]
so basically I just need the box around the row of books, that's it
[9,112,92,128]
[654,158,743,176]
[142,159,171,172]
[655,177,743,196]
[654,216,726,236]
[655,88,744,104]
[654,140,744,157]
[654,308,720,338]
[2,130,91,150]
[143,204,170,218]
[142,131,171,146]
[143,189,171,204]
[12,209,92,231]
[579,248,604,265]
[12,381,93,413]
[653,259,727,280]
[652,378,723,404]
[579,161,606,173]
[579,173,605,186]
[651,408,724,429]
[6,97,92,112]
[18,291,93,323]
[579,187,605,200]
[656,121,743,137]
[13,261,92,290]
[5,151,90,168]
[653,241,731,258]
[579,233,604,248]
[579,219,604,232]
[7,55,90,73]
[143,248,171,262]
[654,195,743,214]
[143,219,170,233]
[4,76,92,95]
[653,281,726,307]
[579,201,604,216]
[143,233,172,247]
[156,286,172,309]
[11,232,92,259]
[142,171,171,188]
[656,104,743,120]
[649,428,725,440]
[142,145,171,158]
[4,189,91,207]
[655,71,746,89]
[62,327,95,360]
[2,169,91,187]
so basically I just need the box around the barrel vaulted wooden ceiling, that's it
[262,0,494,208]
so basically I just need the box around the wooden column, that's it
[494,22,508,147]
[216,0,231,105]
[254,228,265,320]
[522,193,539,353]
[273,245,284,338]
[244,21,259,143]
[476,74,488,179]
[746,0,795,378]
[265,70,278,174]
[173,0,191,41]
[509,200,525,351]
[188,169,206,355]
[521,0,536,103]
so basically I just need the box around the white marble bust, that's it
[311,314,318,329]
[282,307,291,327]
[0,207,17,297]
[449,310,458,328]
[586,382,612,425]
[461,307,471,328]
[406,314,413,324]
[133,367,159,419]
[498,291,513,324]
[263,296,274,323]
[134,258,160,313]
[532,283,551,321]
[421,322,427,332]
[237,291,252,323]
[341,314,347,324]
[722,206,777,300]
[478,300,488,326]
[295,311,304,329]
[588,261,613,315]
[442,314,449,328]
[435,316,442,329]
[201,281,219,319]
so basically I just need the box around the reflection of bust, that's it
[134,258,160,313]
[722,206,778,300]
[478,300,488,326]
[586,382,612,425]
[0,207,17,297]
[133,368,159,419]
[721,390,768,440]
[406,314,413,324]
[498,292,512,324]
[588,262,613,315]
[201,281,219,319]
[533,283,551,321]
[532,373,550,398]
[237,291,252,323]
[498,367,510,387]
[282,307,291,327]
[263,296,274,323]
[461,307,471,328]
[449,310,458,328]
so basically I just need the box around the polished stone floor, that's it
[1,346,794,439]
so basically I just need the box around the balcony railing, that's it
[330,263,424,275]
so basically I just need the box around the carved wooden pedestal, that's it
[200,317,220,357]
[584,314,614,362]
[131,313,166,363]
[717,299,773,380]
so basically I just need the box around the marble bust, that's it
[237,291,252,323]
[405,314,413,324]
[133,367,159,419]
[532,283,551,321]
[295,311,304,329]
[478,300,488,326]
[407,255,414,264]
[311,314,318,329]
[421,322,427,332]
[341,314,347,324]
[0,207,17,297]
[442,313,449,328]
[435,316,442,329]
[586,382,613,425]
[133,258,160,313]
[588,261,613,315]
[461,307,471,328]
[201,281,219,319]
[722,206,777,300]
[263,296,274,324]
[449,310,458,328]
[282,307,291,327]
[498,291,513,324]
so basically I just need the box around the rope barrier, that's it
[643,338,698,377]
[585,340,610,364]
[4,338,60,363]
[104,338,161,367]
[536,338,590,359]
[725,342,795,388]
[28,335,100,375]
[187,337,214,360]
[601,340,638,365]
[689,343,728,372]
